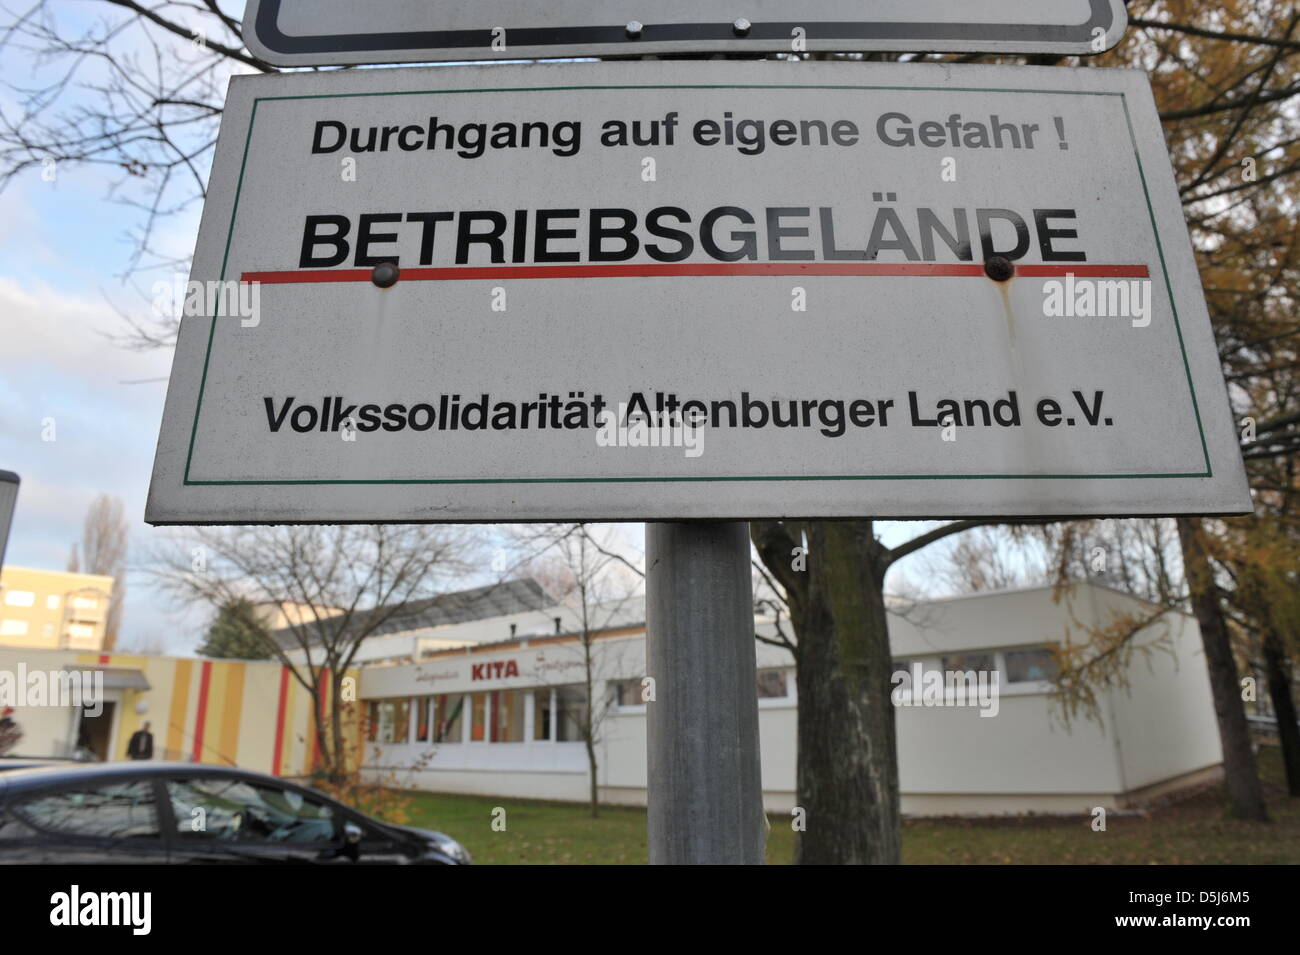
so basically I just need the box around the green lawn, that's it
[388,746,1300,864]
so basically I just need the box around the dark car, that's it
[0,761,470,864]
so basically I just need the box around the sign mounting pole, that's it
[0,470,19,571]
[646,521,764,864]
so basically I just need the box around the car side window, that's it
[14,780,159,839]
[166,777,336,844]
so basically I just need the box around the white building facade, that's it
[357,582,1223,814]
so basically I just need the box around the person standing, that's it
[126,721,154,760]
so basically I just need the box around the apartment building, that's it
[0,565,114,652]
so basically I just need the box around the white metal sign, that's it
[146,60,1251,524]
[242,0,1128,65]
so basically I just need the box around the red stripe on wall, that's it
[191,660,213,763]
[98,654,110,665]
[271,666,290,778]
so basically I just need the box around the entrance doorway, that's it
[77,702,116,761]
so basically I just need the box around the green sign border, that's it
[183,82,1212,486]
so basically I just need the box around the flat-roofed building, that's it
[0,566,114,652]
[356,581,1224,815]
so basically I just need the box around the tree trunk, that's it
[1176,517,1269,821]
[585,654,598,815]
[586,737,599,819]
[1262,629,1300,796]
[791,521,901,864]
[308,686,330,778]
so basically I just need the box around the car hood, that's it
[387,822,454,844]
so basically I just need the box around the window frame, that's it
[489,688,527,743]
[892,645,1060,706]
[1002,646,1061,687]
[413,694,432,743]
[533,687,557,742]
[608,678,647,714]
[756,667,795,708]
[433,692,467,744]
[553,684,589,742]
[939,651,998,676]
[3,589,35,607]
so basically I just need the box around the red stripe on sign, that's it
[271,666,290,777]
[191,660,212,763]
[240,263,1149,284]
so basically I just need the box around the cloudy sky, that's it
[0,4,231,652]
[0,155,204,651]
[0,5,946,656]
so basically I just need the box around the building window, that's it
[534,689,554,741]
[435,694,465,743]
[491,690,526,742]
[3,590,34,607]
[470,692,487,742]
[370,699,411,743]
[366,701,379,742]
[610,678,644,708]
[46,595,60,610]
[0,620,28,637]
[756,668,789,699]
[67,624,96,642]
[941,652,996,674]
[71,595,99,610]
[390,699,410,743]
[414,696,431,742]
[1005,647,1060,683]
[555,685,587,742]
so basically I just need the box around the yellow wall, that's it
[0,566,113,651]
